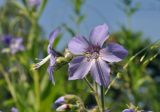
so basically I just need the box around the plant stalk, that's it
[100,86,105,112]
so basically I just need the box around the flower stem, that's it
[84,77,94,92]
[84,78,102,111]
[33,71,40,112]
[100,86,105,112]
[0,65,20,109]
[105,73,119,95]
[94,82,102,112]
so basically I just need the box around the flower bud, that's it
[122,109,135,112]
[54,95,86,112]
[54,96,65,108]
[56,104,70,112]
[64,49,73,59]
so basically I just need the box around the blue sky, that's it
[38,0,160,41]
[0,0,160,49]
[38,0,160,50]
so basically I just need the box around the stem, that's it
[84,78,102,111]
[100,86,105,112]
[27,20,37,49]
[37,0,48,18]
[84,77,94,92]
[94,82,102,112]
[105,74,119,95]
[0,65,20,109]
[33,71,40,112]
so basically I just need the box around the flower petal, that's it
[68,35,89,55]
[100,43,128,62]
[68,56,92,80]
[47,66,55,85]
[50,55,56,66]
[47,56,56,84]
[29,0,41,7]
[89,24,109,47]
[49,28,60,46]
[48,28,60,54]
[122,109,134,112]
[90,59,110,87]
[55,96,65,105]
[10,38,24,54]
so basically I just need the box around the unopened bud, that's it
[54,96,65,108]
[64,49,73,59]
[56,104,70,112]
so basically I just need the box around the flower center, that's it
[86,46,100,61]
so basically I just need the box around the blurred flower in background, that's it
[1,35,24,54]
[54,95,86,112]
[28,0,41,7]
[122,109,135,112]
[11,107,18,112]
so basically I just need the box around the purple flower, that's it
[29,0,41,7]
[33,28,60,84]
[11,107,18,112]
[1,35,12,45]
[68,24,128,87]
[1,35,24,54]
[105,109,110,112]
[56,104,69,111]
[55,96,65,105]
[122,109,135,112]
[10,38,24,54]
[54,96,65,109]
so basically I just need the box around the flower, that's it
[68,24,128,87]
[1,35,12,45]
[10,38,24,54]
[122,109,135,112]
[29,0,41,7]
[54,95,85,111]
[55,96,65,106]
[54,96,65,109]
[56,104,70,112]
[11,107,18,112]
[1,35,24,54]
[54,95,78,107]
[33,28,60,84]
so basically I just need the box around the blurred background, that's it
[0,0,160,112]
